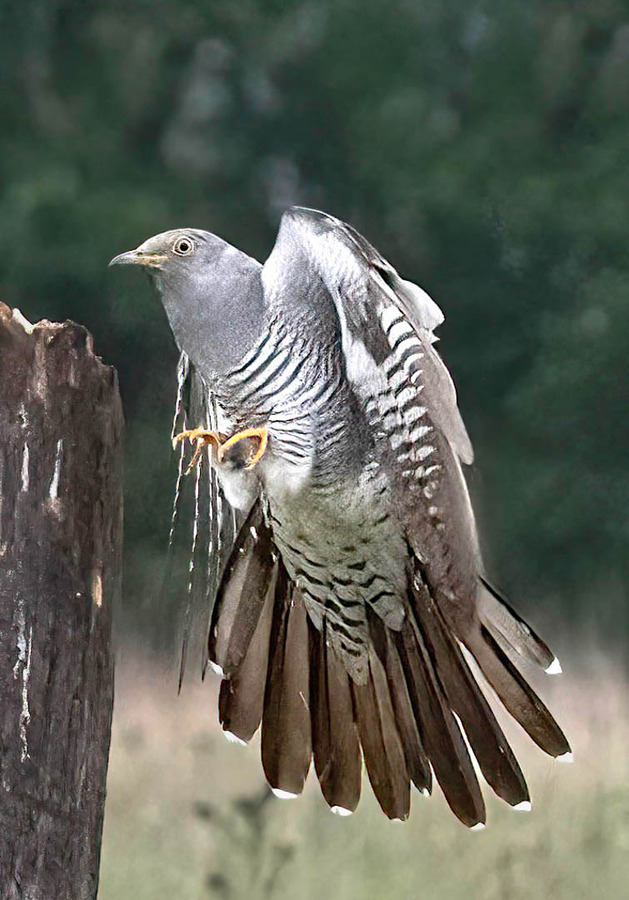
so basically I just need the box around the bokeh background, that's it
[1,1,628,897]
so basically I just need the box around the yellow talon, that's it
[218,427,269,469]
[173,428,224,472]
[173,426,269,472]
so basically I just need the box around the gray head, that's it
[110,228,265,377]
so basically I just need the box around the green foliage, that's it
[1,0,627,638]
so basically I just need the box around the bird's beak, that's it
[108,248,168,268]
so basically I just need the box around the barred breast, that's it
[263,463,408,684]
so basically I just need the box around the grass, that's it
[99,643,629,900]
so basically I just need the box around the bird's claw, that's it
[173,428,224,473]
[218,427,268,469]
[173,426,268,472]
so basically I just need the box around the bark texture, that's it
[0,305,123,899]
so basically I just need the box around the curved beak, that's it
[108,249,167,268]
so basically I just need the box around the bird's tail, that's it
[206,502,570,826]
[477,576,561,672]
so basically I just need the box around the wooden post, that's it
[0,304,122,899]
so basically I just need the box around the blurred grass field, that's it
[100,644,629,900]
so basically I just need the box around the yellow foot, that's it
[173,428,224,473]
[173,426,269,472]
[218,427,269,470]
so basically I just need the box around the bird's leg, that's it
[218,427,269,470]
[173,428,225,473]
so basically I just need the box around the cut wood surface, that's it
[0,304,123,899]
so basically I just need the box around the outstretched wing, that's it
[268,209,561,663]
[265,207,479,598]
[265,208,567,735]
[268,206,473,464]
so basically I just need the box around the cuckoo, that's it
[110,207,571,826]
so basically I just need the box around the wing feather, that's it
[265,207,480,620]
[274,207,473,464]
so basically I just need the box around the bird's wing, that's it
[266,210,557,661]
[268,206,474,464]
[262,208,566,746]
[265,207,479,603]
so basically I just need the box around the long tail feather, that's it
[309,621,362,814]
[208,501,275,676]
[205,511,568,823]
[413,583,529,807]
[218,570,276,742]
[261,573,312,796]
[369,615,432,795]
[351,647,410,820]
[398,615,486,828]
[465,625,571,758]
[478,577,556,671]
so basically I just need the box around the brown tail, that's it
[478,576,557,671]
[206,502,570,825]
[462,624,570,758]
[310,621,362,813]
[261,565,312,796]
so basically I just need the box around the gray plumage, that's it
[110,207,570,826]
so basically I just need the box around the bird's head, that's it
[109,227,265,376]
[109,228,228,288]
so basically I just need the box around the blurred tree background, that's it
[1,0,627,653]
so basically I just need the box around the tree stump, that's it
[0,305,123,899]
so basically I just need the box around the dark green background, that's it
[1,0,627,654]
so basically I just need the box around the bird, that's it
[110,207,571,827]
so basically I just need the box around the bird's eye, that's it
[173,237,195,256]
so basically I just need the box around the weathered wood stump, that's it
[0,305,123,899]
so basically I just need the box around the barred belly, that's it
[264,476,408,683]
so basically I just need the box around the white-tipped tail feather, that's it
[545,657,563,675]
[478,578,556,671]
[556,751,574,764]
[223,730,247,746]
[208,500,571,830]
[272,788,299,800]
